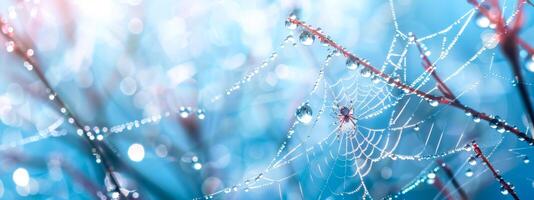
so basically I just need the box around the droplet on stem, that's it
[299,31,315,46]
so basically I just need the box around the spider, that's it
[334,102,357,134]
[338,106,356,126]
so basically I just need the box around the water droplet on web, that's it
[524,156,530,164]
[224,188,231,193]
[465,168,474,177]
[299,31,314,46]
[468,156,477,166]
[296,102,313,124]
[346,58,359,70]
[413,125,420,132]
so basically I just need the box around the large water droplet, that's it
[524,156,530,164]
[296,102,313,124]
[299,31,314,46]
[346,58,359,70]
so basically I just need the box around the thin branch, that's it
[471,141,520,200]
[436,160,469,200]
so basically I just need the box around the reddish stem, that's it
[436,160,468,200]
[413,36,457,101]
[472,141,520,200]
[288,18,534,144]
[433,176,455,200]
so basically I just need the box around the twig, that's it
[471,141,520,200]
[437,160,469,200]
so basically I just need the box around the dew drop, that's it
[465,168,474,177]
[360,68,372,78]
[299,31,314,46]
[12,167,29,187]
[428,99,439,107]
[468,156,477,166]
[23,61,33,71]
[179,106,191,118]
[371,75,381,84]
[284,35,295,44]
[476,14,491,28]
[413,125,420,132]
[346,58,359,70]
[407,32,415,43]
[524,156,530,164]
[193,162,202,170]
[26,49,34,57]
[296,102,313,124]
[500,186,509,195]
[472,115,481,123]
[128,143,145,162]
[427,172,436,179]
[197,109,206,120]
[525,55,534,72]
[5,41,14,52]
[285,20,297,30]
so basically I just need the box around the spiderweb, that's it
[200,0,533,199]
[0,0,532,199]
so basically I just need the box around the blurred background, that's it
[0,0,533,199]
